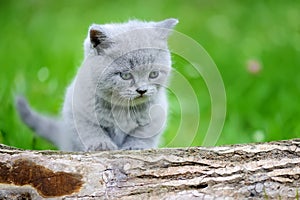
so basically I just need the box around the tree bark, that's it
[0,139,299,200]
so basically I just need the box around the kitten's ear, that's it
[157,18,179,29]
[155,18,179,39]
[89,26,111,53]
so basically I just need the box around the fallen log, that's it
[0,139,299,199]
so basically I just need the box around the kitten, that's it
[16,18,178,151]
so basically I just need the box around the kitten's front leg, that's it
[85,135,118,151]
[121,125,162,150]
[121,103,167,150]
[121,134,159,150]
[78,127,118,151]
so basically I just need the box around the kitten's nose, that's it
[136,88,147,95]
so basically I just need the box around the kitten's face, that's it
[84,18,178,106]
[98,49,171,105]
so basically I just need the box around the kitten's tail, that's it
[15,96,63,148]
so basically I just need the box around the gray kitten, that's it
[16,18,178,151]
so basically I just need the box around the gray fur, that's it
[16,18,178,151]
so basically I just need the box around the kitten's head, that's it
[83,18,178,105]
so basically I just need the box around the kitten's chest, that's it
[111,104,150,133]
[99,104,150,147]
[96,99,150,133]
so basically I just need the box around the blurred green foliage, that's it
[0,0,299,150]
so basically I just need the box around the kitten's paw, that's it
[121,145,146,150]
[87,141,118,151]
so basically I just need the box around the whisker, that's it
[130,100,138,119]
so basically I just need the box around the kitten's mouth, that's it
[138,94,145,98]
[132,95,149,103]
[136,95,147,99]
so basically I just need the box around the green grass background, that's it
[0,0,299,150]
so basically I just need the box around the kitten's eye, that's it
[120,72,133,80]
[149,71,159,79]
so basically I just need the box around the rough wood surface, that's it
[0,139,300,200]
